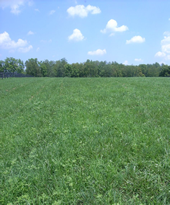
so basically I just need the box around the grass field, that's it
[0,77,170,204]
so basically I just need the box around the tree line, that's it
[0,57,170,77]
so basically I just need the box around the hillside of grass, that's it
[0,77,170,204]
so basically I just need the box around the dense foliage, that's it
[159,66,170,77]
[0,58,24,74]
[1,57,170,77]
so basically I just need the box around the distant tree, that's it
[4,57,18,74]
[17,59,25,73]
[84,59,92,77]
[71,63,80,77]
[0,60,5,72]
[54,58,67,77]
[1,56,168,77]
[65,64,72,77]
[159,66,170,77]
[25,58,41,77]
[42,60,55,77]
[39,61,48,77]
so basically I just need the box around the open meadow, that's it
[0,77,170,204]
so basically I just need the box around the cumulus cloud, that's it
[109,33,115,37]
[123,60,129,65]
[155,32,170,60]
[161,35,170,44]
[41,39,52,43]
[162,44,170,54]
[0,0,33,14]
[101,19,128,34]
[18,45,33,53]
[0,31,32,52]
[161,36,170,54]
[166,55,170,60]
[163,31,170,36]
[135,58,142,62]
[0,31,27,49]
[126,36,145,44]
[27,31,34,35]
[67,5,101,18]
[49,10,55,15]
[28,1,33,6]
[35,8,39,12]
[88,49,106,56]
[68,29,84,41]
[155,51,166,57]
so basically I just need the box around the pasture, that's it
[0,77,170,204]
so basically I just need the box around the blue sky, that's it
[0,0,170,65]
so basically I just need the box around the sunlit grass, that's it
[0,77,170,204]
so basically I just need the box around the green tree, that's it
[42,60,56,77]
[39,61,48,77]
[4,57,18,74]
[65,64,72,77]
[54,58,67,77]
[25,58,41,77]
[0,60,5,72]
[70,63,80,77]
[159,66,170,77]
[17,59,25,73]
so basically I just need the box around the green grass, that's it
[0,77,170,204]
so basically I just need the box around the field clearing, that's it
[0,77,170,204]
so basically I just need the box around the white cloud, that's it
[162,44,170,54]
[88,49,106,56]
[169,18,170,21]
[86,5,101,14]
[67,4,101,18]
[36,47,40,52]
[101,19,128,34]
[155,51,166,57]
[155,32,170,60]
[35,8,39,12]
[161,36,170,46]
[28,1,33,6]
[163,31,170,36]
[0,31,32,53]
[27,31,34,35]
[49,10,55,15]
[135,58,142,62]
[126,36,145,44]
[109,33,115,37]
[0,31,27,49]
[166,55,170,60]
[0,0,32,14]
[123,60,129,65]
[18,45,33,53]
[41,39,52,43]
[11,4,22,14]
[68,29,84,41]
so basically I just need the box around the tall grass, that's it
[0,77,170,204]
